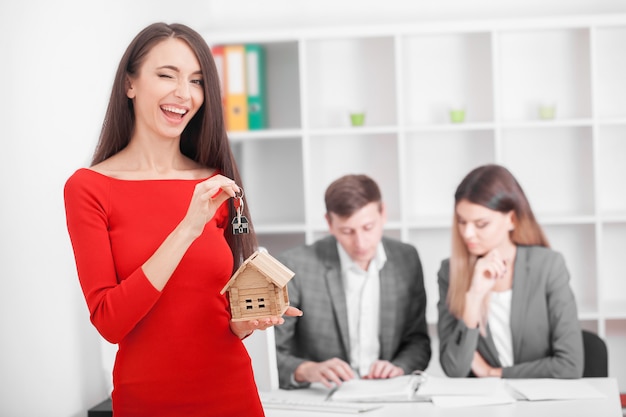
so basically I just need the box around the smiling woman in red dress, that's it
[63,22,300,417]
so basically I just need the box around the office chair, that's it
[582,330,608,377]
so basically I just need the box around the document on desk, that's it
[330,375,420,402]
[330,374,516,407]
[417,375,503,396]
[417,376,516,408]
[506,379,607,401]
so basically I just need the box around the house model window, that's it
[245,298,266,310]
[220,250,295,321]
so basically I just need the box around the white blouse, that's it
[488,289,514,367]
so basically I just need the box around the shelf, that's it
[261,41,301,130]
[535,214,596,225]
[600,214,626,223]
[597,125,626,214]
[500,126,595,217]
[401,31,494,125]
[498,27,592,122]
[406,216,454,230]
[308,125,399,136]
[499,119,593,128]
[257,232,306,256]
[406,229,452,324]
[228,128,303,141]
[543,224,598,314]
[596,118,626,126]
[304,36,397,129]
[404,122,496,132]
[232,138,305,225]
[404,130,495,222]
[599,224,626,310]
[253,223,307,234]
[206,13,626,392]
[307,133,402,228]
[594,26,626,119]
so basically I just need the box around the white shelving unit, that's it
[205,14,626,390]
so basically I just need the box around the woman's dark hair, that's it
[91,22,256,270]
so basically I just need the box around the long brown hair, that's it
[91,22,256,271]
[447,164,549,319]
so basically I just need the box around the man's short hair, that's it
[324,174,382,217]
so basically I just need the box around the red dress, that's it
[64,168,264,417]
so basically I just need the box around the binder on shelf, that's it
[245,44,267,130]
[210,45,227,121]
[224,44,248,131]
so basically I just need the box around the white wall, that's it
[202,0,626,33]
[0,2,214,416]
[1,1,625,416]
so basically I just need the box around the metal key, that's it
[232,190,249,234]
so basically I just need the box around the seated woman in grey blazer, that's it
[437,164,583,379]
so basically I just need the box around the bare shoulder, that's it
[90,153,215,180]
[89,156,120,177]
[88,154,141,179]
[183,159,216,179]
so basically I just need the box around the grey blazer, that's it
[437,245,583,378]
[275,236,431,389]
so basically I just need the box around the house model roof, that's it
[220,250,294,294]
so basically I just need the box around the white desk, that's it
[261,378,622,417]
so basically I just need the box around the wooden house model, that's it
[220,250,295,321]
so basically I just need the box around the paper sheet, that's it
[331,375,518,407]
[418,376,516,407]
[506,379,607,401]
[330,375,604,407]
[330,375,417,402]
[417,376,504,396]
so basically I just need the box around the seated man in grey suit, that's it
[274,174,431,389]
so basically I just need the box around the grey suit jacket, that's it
[437,245,583,378]
[275,236,431,389]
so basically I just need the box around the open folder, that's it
[330,374,424,402]
[330,373,516,407]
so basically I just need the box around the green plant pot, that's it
[350,112,366,126]
[539,105,556,120]
[449,109,466,123]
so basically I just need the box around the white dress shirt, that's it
[488,289,514,367]
[338,242,387,377]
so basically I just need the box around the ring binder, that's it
[409,370,428,400]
